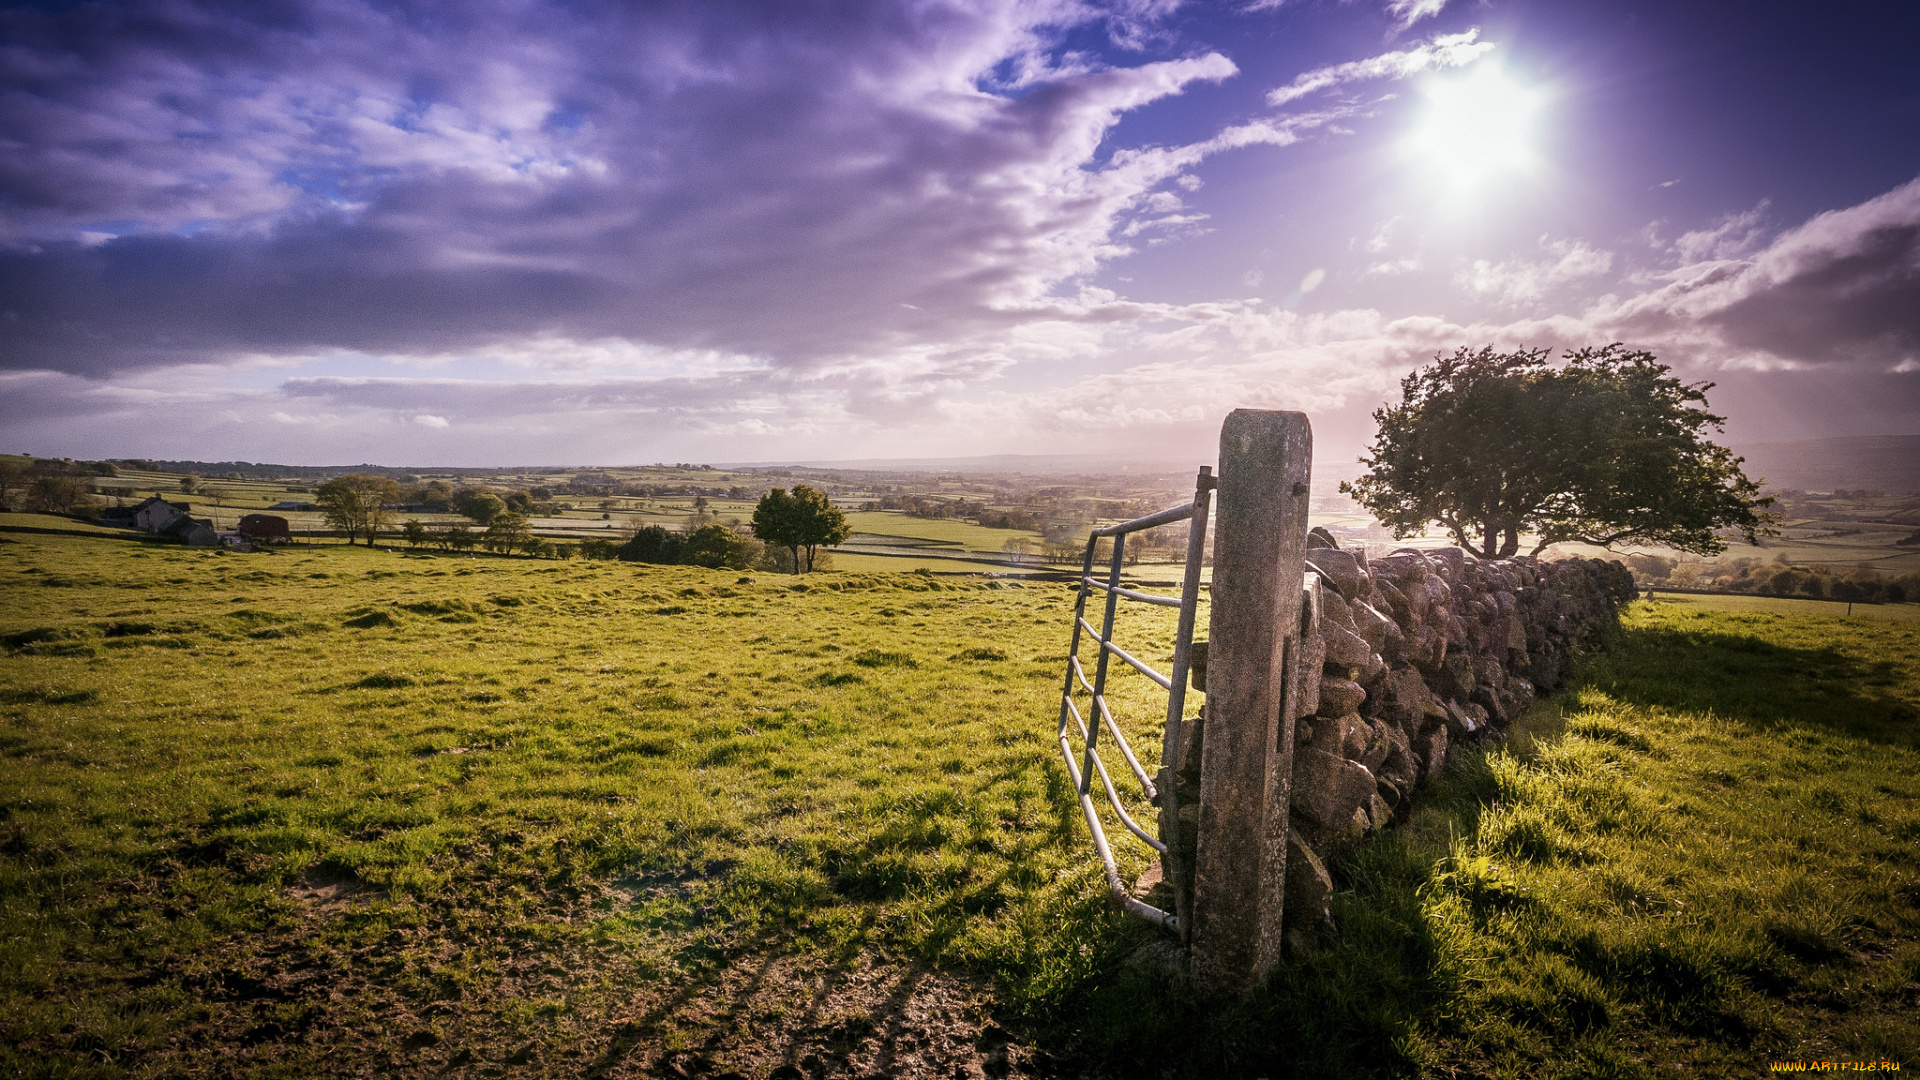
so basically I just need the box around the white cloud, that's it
[1385,0,1452,31]
[1365,216,1403,253]
[413,414,450,428]
[1365,257,1422,277]
[1671,201,1771,263]
[1266,29,1494,107]
[1457,237,1614,305]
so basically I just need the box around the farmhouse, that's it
[131,495,191,532]
[237,513,291,543]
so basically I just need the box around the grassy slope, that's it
[1083,601,1920,1077]
[2,532,1917,1077]
[0,533,1173,1077]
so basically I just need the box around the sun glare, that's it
[1409,63,1542,190]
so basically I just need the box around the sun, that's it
[1408,63,1543,190]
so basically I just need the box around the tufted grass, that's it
[2,530,1918,1077]
[0,532,1190,1076]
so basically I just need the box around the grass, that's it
[1640,590,1920,621]
[1071,601,1920,1077]
[1,531,1917,1076]
[0,532,1178,1076]
[840,510,1044,553]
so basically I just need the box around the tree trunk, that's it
[1499,526,1519,558]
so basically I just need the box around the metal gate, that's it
[1054,466,1214,936]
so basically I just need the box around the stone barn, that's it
[161,516,217,546]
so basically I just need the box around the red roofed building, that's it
[237,513,292,543]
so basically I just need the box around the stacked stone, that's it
[1281,534,1636,933]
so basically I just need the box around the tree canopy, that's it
[315,473,401,546]
[1341,344,1773,559]
[453,490,507,524]
[750,485,851,573]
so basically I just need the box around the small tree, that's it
[401,519,432,548]
[681,523,760,570]
[1001,536,1035,566]
[438,521,476,552]
[1343,344,1774,558]
[483,512,532,554]
[316,473,401,546]
[620,524,684,564]
[751,485,851,573]
[453,490,507,525]
[26,464,89,514]
[0,460,22,511]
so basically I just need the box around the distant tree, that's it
[453,489,507,524]
[483,512,532,554]
[619,524,684,564]
[504,491,535,514]
[26,466,89,514]
[681,524,760,570]
[750,485,851,573]
[1001,536,1035,565]
[420,480,455,511]
[179,474,200,494]
[316,473,402,545]
[1342,344,1775,559]
[0,460,22,511]
[529,486,552,501]
[437,521,476,552]
[401,519,432,548]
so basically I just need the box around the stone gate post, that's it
[1188,409,1312,994]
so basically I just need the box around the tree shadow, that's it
[1584,620,1918,749]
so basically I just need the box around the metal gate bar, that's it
[1054,466,1215,934]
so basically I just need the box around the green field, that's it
[2,532,1918,1077]
[1642,590,1920,621]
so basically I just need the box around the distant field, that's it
[841,510,1043,552]
[0,512,142,537]
[4,513,1918,1075]
[1643,590,1920,621]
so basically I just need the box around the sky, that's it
[1,0,1917,469]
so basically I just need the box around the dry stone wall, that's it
[1170,537,1637,939]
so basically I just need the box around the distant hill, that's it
[721,453,1193,476]
[1733,435,1920,494]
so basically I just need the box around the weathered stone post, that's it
[1189,409,1312,994]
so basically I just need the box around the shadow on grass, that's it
[1584,621,1917,748]
[1010,760,1508,1080]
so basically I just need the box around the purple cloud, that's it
[0,0,1237,376]
[1607,174,1920,370]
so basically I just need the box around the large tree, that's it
[316,473,402,546]
[750,485,851,573]
[1341,344,1773,559]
